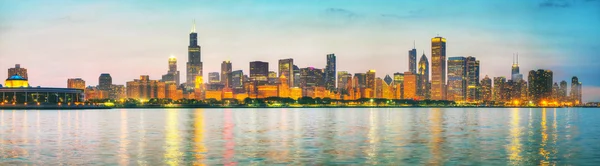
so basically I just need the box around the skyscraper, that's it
[493,77,507,102]
[409,47,417,74]
[221,61,232,88]
[447,57,466,101]
[337,71,351,91]
[366,70,376,97]
[417,52,429,99]
[300,67,324,88]
[481,75,492,102]
[325,54,336,91]
[8,64,28,79]
[431,36,447,100]
[571,76,582,104]
[403,72,417,99]
[231,70,244,91]
[354,73,367,88]
[67,78,86,90]
[162,56,180,85]
[384,75,393,86]
[511,54,523,81]
[186,20,203,90]
[559,80,568,102]
[465,56,480,102]
[208,72,220,83]
[249,61,269,82]
[278,58,294,87]
[528,69,553,103]
[98,73,112,91]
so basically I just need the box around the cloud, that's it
[324,8,359,19]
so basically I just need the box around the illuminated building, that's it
[293,65,301,87]
[375,78,383,98]
[8,64,28,79]
[300,67,324,89]
[166,83,182,100]
[337,71,351,92]
[278,75,290,98]
[493,77,506,102]
[447,57,466,101]
[431,36,447,100]
[250,61,269,83]
[278,58,294,87]
[208,72,220,83]
[384,75,393,86]
[162,56,180,85]
[222,88,233,99]
[109,85,126,100]
[559,80,568,102]
[366,70,376,97]
[409,47,417,74]
[98,73,112,91]
[257,85,278,98]
[481,75,492,102]
[268,71,278,85]
[290,87,302,100]
[403,72,417,99]
[231,70,244,93]
[511,54,523,81]
[1,75,84,104]
[354,73,366,88]
[382,80,394,99]
[205,90,222,100]
[418,52,430,99]
[465,56,480,102]
[394,72,404,99]
[67,78,85,90]
[528,69,553,103]
[361,88,372,99]
[234,93,248,102]
[186,20,203,90]
[221,61,232,88]
[85,86,108,100]
[552,82,559,101]
[126,75,166,99]
[570,76,582,105]
[325,53,336,91]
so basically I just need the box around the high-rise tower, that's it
[162,56,180,85]
[186,20,203,90]
[221,61,232,88]
[408,43,417,74]
[465,56,480,102]
[431,36,447,100]
[417,52,430,99]
[511,54,523,81]
[325,54,336,91]
[278,59,294,87]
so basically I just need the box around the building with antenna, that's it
[186,20,203,90]
[511,53,523,81]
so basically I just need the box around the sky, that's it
[0,0,599,101]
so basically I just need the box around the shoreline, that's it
[1,105,596,110]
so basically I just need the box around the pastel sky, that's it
[1,0,599,101]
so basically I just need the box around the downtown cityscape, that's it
[0,21,589,108]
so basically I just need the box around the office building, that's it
[186,20,203,90]
[67,78,85,90]
[481,75,492,102]
[528,69,553,103]
[278,58,294,87]
[403,72,417,99]
[431,36,447,100]
[366,70,376,97]
[418,52,429,99]
[250,61,269,82]
[162,56,181,85]
[126,75,166,100]
[221,61,232,88]
[208,72,220,83]
[325,54,336,91]
[447,57,466,101]
[98,73,112,91]
[409,47,417,74]
[493,77,506,102]
[465,56,480,102]
[571,76,582,104]
[559,80,568,102]
[8,64,28,79]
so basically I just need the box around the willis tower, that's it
[186,20,203,90]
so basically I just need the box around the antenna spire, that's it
[191,19,196,33]
[413,40,415,49]
[516,53,519,64]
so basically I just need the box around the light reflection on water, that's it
[1,108,599,165]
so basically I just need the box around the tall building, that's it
[552,82,560,101]
[393,72,405,99]
[186,20,203,90]
[278,59,294,87]
[354,73,367,88]
[570,76,582,104]
[417,52,429,99]
[403,72,417,99]
[559,80,568,102]
[447,57,466,101]
[126,75,166,100]
[98,73,112,91]
[208,72,220,83]
[493,77,507,102]
[293,65,301,87]
[299,67,324,89]
[325,54,336,91]
[337,71,351,91]
[231,70,244,91]
[366,70,376,97]
[249,61,269,82]
[67,78,86,90]
[384,75,393,86]
[409,47,417,74]
[162,56,180,85]
[8,64,28,79]
[221,61,232,88]
[465,56,480,102]
[431,36,447,100]
[511,54,523,81]
[268,71,278,84]
[481,75,492,102]
[528,69,553,103]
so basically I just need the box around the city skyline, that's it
[1,0,599,101]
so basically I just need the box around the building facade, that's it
[186,21,203,90]
[447,57,466,101]
[431,36,447,100]
[8,64,28,79]
[67,78,86,90]
[278,58,294,87]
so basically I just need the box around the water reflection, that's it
[0,108,596,165]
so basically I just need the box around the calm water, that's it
[1,108,599,165]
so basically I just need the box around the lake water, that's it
[1,108,599,165]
